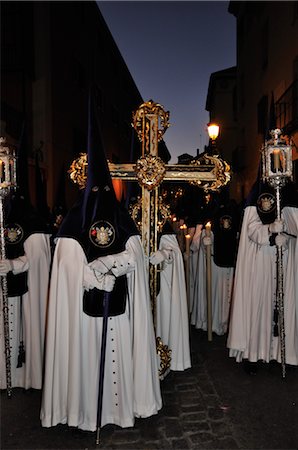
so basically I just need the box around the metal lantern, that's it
[262,128,292,188]
[0,137,17,397]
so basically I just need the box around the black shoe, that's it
[243,360,258,375]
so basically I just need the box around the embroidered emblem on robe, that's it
[220,215,232,230]
[89,220,115,248]
[5,223,24,245]
[257,193,276,214]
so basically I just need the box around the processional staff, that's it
[95,291,110,446]
[0,137,17,397]
[261,128,293,378]
[205,221,212,342]
[184,233,191,311]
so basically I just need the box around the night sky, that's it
[98,1,236,163]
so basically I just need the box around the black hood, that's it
[57,93,139,262]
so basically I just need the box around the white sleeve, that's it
[89,246,136,277]
[10,255,29,274]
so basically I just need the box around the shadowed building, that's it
[1,1,170,209]
[228,1,298,200]
[205,66,238,199]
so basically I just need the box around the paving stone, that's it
[171,437,191,449]
[188,431,214,444]
[177,384,198,393]
[181,404,206,413]
[207,406,225,421]
[164,418,184,438]
[163,392,180,405]
[178,391,202,403]
[112,428,141,443]
[106,443,144,450]
[138,439,172,449]
[201,394,221,407]
[140,424,165,441]
[161,403,181,417]
[182,420,211,433]
[181,411,207,422]
[211,436,240,449]
[197,381,217,395]
[210,420,232,437]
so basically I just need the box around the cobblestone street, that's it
[2,328,298,449]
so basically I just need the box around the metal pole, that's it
[275,185,286,378]
[206,243,212,342]
[0,195,12,396]
[95,291,110,446]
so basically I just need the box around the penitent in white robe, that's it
[189,225,203,315]
[227,206,298,365]
[40,235,162,431]
[0,233,51,389]
[190,229,234,336]
[156,234,191,374]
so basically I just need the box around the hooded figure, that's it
[227,163,298,372]
[190,189,238,336]
[149,219,191,378]
[40,96,162,432]
[0,126,51,390]
[184,187,208,315]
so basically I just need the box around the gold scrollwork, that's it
[157,196,171,232]
[132,100,170,144]
[156,336,172,379]
[190,154,231,192]
[134,155,166,191]
[129,196,142,232]
[129,195,170,234]
[68,152,88,189]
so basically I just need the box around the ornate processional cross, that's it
[109,100,230,288]
[69,100,231,376]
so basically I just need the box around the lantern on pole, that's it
[0,137,17,396]
[261,128,293,378]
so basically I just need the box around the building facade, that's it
[228,1,298,200]
[205,66,238,199]
[1,1,170,210]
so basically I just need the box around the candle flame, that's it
[185,234,191,239]
[206,221,211,228]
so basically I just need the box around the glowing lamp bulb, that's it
[207,123,219,141]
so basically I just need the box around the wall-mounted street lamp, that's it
[207,122,220,155]
[207,123,219,141]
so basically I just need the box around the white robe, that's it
[189,225,203,315]
[227,206,298,365]
[40,235,162,431]
[0,233,51,389]
[155,234,191,373]
[190,230,234,336]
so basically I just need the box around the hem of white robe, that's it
[41,404,162,432]
[0,381,42,390]
[170,360,192,371]
[193,322,227,336]
[228,348,298,366]
[41,413,136,432]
